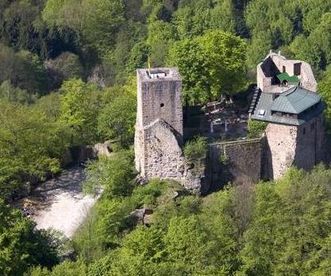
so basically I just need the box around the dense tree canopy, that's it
[0,100,68,199]
[28,166,331,276]
[0,199,59,275]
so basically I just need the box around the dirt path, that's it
[23,167,99,238]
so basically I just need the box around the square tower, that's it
[136,68,183,135]
[135,68,184,178]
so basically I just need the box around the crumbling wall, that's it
[257,52,317,92]
[208,138,262,187]
[135,119,206,194]
[141,119,185,180]
[135,68,187,185]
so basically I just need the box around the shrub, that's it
[247,119,267,138]
[184,136,208,162]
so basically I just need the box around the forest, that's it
[0,0,330,275]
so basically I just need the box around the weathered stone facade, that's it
[264,115,325,179]
[208,138,262,187]
[134,68,205,193]
[253,52,325,180]
[135,68,183,178]
[136,118,185,180]
[257,51,317,93]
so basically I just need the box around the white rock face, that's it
[33,192,97,238]
[29,167,100,238]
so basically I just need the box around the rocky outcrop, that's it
[130,208,153,225]
[93,140,112,158]
[61,141,113,167]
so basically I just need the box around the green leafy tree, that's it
[318,67,331,132]
[273,167,331,275]
[239,183,282,275]
[184,136,207,162]
[164,215,221,274]
[28,260,88,276]
[45,52,84,88]
[105,226,165,275]
[168,30,247,105]
[0,45,47,94]
[0,100,67,199]
[59,79,101,145]
[240,167,331,275]
[84,151,135,198]
[173,0,236,40]
[0,200,59,275]
[246,32,273,69]
[247,119,267,138]
[42,0,125,55]
[146,20,176,67]
[97,93,136,148]
[0,81,36,104]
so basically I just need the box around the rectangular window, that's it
[294,63,302,75]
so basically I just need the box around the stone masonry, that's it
[135,68,183,177]
[254,52,325,179]
[134,68,205,193]
[264,115,325,179]
[257,51,317,93]
[135,54,326,192]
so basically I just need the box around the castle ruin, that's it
[134,52,325,193]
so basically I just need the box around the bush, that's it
[247,119,267,138]
[84,150,136,198]
[184,136,208,162]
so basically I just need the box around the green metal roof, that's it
[251,87,323,126]
[276,72,299,85]
[271,87,321,114]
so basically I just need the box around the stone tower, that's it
[135,68,185,181]
[251,52,325,179]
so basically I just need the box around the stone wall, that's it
[295,116,325,169]
[208,138,262,187]
[134,68,206,194]
[135,118,206,194]
[264,115,325,179]
[136,68,183,136]
[140,119,185,180]
[264,123,298,179]
[135,68,183,176]
[257,52,317,92]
